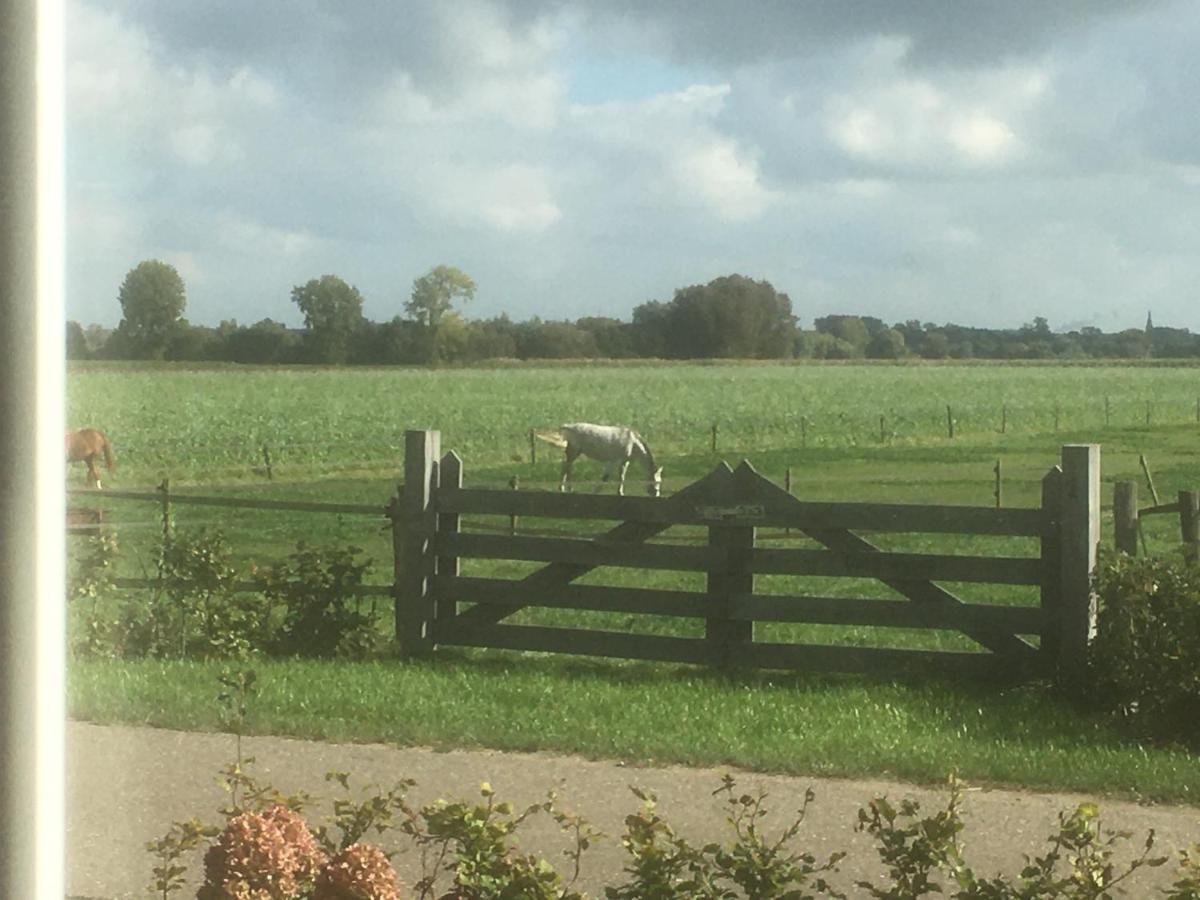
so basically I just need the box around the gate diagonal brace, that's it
[451,463,737,628]
[804,527,1037,659]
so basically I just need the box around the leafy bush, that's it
[1088,551,1200,747]
[261,541,381,658]
[160,528,267,658]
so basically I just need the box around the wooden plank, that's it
[452,462,739,627]
[1113,481,1138,555]
[433,620,711,665]
[730,593,1044,632]
[399,429,439,655]
[66,488,383,516]
[748,641,1044,678]
[434,575,713,617]
[436,451,463,625]
[1039,467,1063,668]
[748,547,1042,585]
[1179,490,1199,563]
[707,513,755,667]
[440,531,712,571]
[438,486,1043,536]
[1058,444,1099,686]
[803,527,1037,657]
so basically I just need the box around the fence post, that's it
[1057,444,1100,689]
[993,459,1002,508]
[1001,404,1007,434]
[437,451,463,627]
[261,445,273,481]
[879,415,886,443]
[1113,481,1138,556]
[397,429,440,656]
[711,422,719,452]
[706,522,754,668]
[529,428,536,465]
[1139,453,1160,505]
[509,474,520,535]
[1179,490,1199,564]
[157,478,171,544]
[946,404,954,439]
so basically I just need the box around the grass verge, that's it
[68,651,1200,807]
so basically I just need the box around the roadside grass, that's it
[67,653,1200,806]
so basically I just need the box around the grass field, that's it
[65,360,1200,802]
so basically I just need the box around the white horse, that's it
[534,423,663,496]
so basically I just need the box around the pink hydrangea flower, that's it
[312,842,401,900]
[197,805,327,900]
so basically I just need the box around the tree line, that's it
[66,259,1200,364]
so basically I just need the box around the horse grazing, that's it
[66,428,115,489]
[534,423,662,497]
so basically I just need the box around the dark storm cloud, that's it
[533,0,1169,69]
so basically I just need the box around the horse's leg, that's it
[561,447,580,492]
[86,456,102,489]
[617,460,631,496]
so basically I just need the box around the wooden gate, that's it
[394,431,1099,682]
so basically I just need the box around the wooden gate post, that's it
[706,523,754,668]
[1113,481,1138,555]
[1057,444,1100,688]
[396,429,441,656]
[1179,490,1199,563]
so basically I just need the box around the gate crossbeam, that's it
[450,463,736,627]
[725,463,1038,661]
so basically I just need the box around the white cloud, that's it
[825,64,1045,170]
[431,163,563,233]
[215,213,322,258]
[573,83,774,221]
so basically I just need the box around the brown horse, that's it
[66,428,116,489]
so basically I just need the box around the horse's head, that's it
[647,466,663,497]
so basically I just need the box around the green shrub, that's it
[261,541,380,658]
[1088,552,1200,747]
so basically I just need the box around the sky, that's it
[65,0,1200,332]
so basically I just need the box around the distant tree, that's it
[866,328,906,359]
[920,331,950,359]
[467,316,519,360]
[517,320,600,359]
[634,274,795,359]
[576,316,636,358]
[406,265,476,330]
[223,318,298,364]
[166,320,219,361]
[114,259,187,359]
[813,315,869,355]
[66,320,88,359]
[630,301,671,358]
[291,274,365,364]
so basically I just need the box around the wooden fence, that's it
[398,430,1101,683]
[1112,481,1200,562]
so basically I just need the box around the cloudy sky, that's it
[66,1,1200,332]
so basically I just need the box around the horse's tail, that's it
[533,430,568,448]
[101,432,116,471]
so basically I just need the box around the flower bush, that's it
[312,843,401,900]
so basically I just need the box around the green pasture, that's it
[65,361,1200,801]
